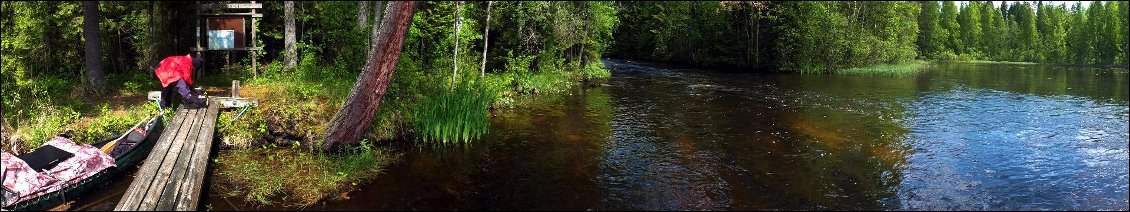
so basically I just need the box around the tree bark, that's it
[451,1,463,90]
[480,1,491,77]
[322,1,418,152]
[365,1,386,60]
[357,1,369,30]
[83,1,105,94]
[284,1,297,71]
[373,1,385,27]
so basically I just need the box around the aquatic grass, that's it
[212,141,397,207]
[835,60,929,76]
[951,60,1038,65]
[412,82,492,145]
[516,71,572,94]
[216,107,268,149]
[795,65,828,75]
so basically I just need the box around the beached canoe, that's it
[2,115,164,211]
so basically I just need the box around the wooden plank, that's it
[211,97,259,108]
[135,108,203,210]
[201,3,262,9]
[154,107,210,210]
[126,108,198,210]
[136,108,204,210]
[191,47,263,52]
[115,107,190,211]
[174,104,221,210]
[200,13,263,18]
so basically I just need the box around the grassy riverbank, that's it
[207,56,610,206]
[0,57,610,208]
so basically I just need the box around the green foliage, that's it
[773,1,920,73]
[909,1,1125,65]
[580,59,612,80]
[1012,2,1039,61]
[918,1,943,58]
[957,1,981,55]
[69,104,148,144]
[940,1,961,53]
[610,1,771,68]
[411,82,492,145]
[217,106,267,149]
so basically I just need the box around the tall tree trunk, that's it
[83,1,105,94]
[365,1,386,60]
[322,1,418,152]
[373,1,385,27]
[480,1,491,77]
[451,1,463,90]
[284,1,297,71]
[146,1,155,71]
[357,1,369,30]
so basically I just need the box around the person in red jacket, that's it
[154,54,205,108]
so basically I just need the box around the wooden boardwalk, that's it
[114,103,220,211]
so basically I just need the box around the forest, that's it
[612,1,1128,73]
[2,0,1128,208]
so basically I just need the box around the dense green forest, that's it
[610,1,1129,72]
[1,0,1127,207]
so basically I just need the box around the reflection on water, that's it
[193,60,1127,210]
[898,86,1129,210]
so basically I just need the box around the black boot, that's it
[186,97,206,109]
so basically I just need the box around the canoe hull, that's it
[2,116,165,211]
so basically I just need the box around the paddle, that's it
[100,115,152,155]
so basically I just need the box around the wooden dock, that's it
[114,103,220,211]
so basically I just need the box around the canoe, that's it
[1,115,165,211]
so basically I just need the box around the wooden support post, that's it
[251,1,258,79]
[195,1,204,81]
[229,80,238,98]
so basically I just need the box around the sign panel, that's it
[208,30,235,49]
[206,17,246,49]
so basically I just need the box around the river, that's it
[75,59,1129,210]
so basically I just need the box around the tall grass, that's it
[411,82,492,145]
[835,60,929,76]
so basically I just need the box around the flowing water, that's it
[75,59,1129,210]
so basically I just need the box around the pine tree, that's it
[1066,2,1090,64]
[957,1,981,55]
[940,1,961,54]
[918,1,942,57]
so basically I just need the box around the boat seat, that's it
[109,128,148,158]
[15,145,74,173]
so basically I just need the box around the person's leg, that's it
[160,85,175,108]
[173,79,203,107]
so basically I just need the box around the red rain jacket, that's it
[154,55,194,87]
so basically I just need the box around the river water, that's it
[78,59,1130,210]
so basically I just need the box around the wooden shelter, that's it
[193,1,263,78]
